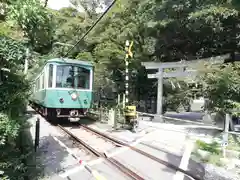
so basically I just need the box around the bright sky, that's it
[47,0,104,12]
[47,0,72,10]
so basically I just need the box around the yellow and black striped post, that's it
[124,40,133,105]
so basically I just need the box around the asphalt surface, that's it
[165,112,204,121]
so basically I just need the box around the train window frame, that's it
[40,73,42,90]
[48,64,53,88]
[36,78,39,91]
[56,65,74,88]
[74,66,91,89]
[43,71,45,89]
[53,64,93,91]
[38,78,40,90]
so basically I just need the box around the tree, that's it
[0,0,54,179]
[7,0,55,54]
[136,0,240,61]
[38,0,240,113]
[44,0,48,7]
[198,63,240,114]
[70,0,112,18]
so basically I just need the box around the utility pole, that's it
[124,40,133,106]
[44,0,48,8]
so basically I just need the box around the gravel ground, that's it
[26,108,79,179]
[203,164,239,180]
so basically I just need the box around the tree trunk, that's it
[44,0,48,8]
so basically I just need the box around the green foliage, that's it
[0,0,54,179]
[0,38,30,178]
[0,113,19,146]
[7,0,54,53]
[196,139,221,154]
[0,71,30,114]
[0,22,11,36]
[227,134,240,152]
[0,115,34,180]
[162,80,192,111]
[2,0,240,176]
[198,63,240,114]
[46,0,240,111]
[0,36,26,71]
[205,154,223,167]
[194,139,225,167]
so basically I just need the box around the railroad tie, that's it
[52,135,107,180]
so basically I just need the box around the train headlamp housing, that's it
[59,98,64,103]
[71,93,78,100]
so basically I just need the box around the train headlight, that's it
[59,98,64,103]
[71,93,78,100]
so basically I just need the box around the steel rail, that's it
[80,124,202,180]
[58,125,144,180]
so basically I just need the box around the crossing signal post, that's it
[124,40,138,132]
[124,40,133,105]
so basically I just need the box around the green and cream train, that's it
[29,58,94,124]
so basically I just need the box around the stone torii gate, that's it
[141,54,229,115]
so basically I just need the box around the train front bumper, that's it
[68,117,80,122]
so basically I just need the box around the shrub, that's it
[196,139,221,155]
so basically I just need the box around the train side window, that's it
[48,64,53,88]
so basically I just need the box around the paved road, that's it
[165,112,204,121]
[138,111,205,126]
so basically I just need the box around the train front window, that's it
[56,65,74,88]
[75,67,90,89]
[56,65,90,89]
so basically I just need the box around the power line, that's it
[63,0,117,57]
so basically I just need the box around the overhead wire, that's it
[63,0,117,58]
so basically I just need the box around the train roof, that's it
[47,58,93,67]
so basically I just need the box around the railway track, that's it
[80,124,201,180]
[58,124,145,180]
[58,123,201,180]
[32,107,201,180]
